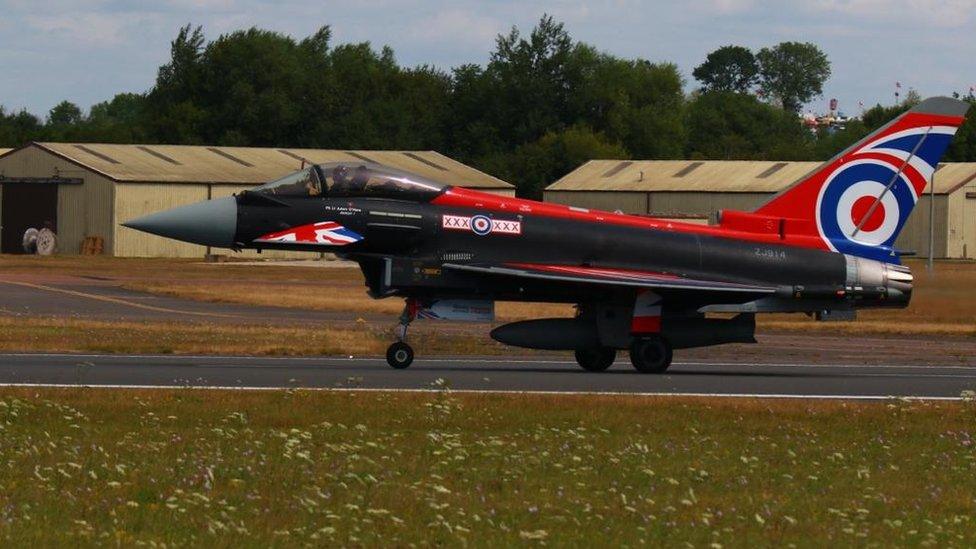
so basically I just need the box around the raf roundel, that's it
[470,215,493,236]
[815,158,917,257]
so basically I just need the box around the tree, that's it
[685,91,812,160]
[446,63,505,160]
[141,24,452,150]
[502,125,629,199]
[2,20,886,180]
[82,93,149,143]
[756,42,831,112]
[195,27,308,146]
[569,50,686,159]
[0,107,43,147]
[692,45,758,93]
[452,16,688,191]
[945,94,976,162]
[143,25,207,143]
[47,101,83,127]
[484,15,579,146]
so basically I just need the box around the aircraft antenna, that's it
[851,126,931,238]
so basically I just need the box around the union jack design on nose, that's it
[255,221,363,246]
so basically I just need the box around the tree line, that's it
[2,16,974,198]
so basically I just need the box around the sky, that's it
[1,0,974,119]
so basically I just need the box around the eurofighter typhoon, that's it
[125,98,969,371]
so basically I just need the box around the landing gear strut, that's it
[574,347,617,372]
[386,299,417,369]
[629,335,673,373]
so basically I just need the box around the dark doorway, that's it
[1,183,58,253]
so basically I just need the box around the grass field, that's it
[0,387,974,546]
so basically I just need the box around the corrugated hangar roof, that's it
[0,148,12,157]
[22,142,512,189]
[548,160,976,195]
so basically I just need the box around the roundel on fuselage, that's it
[470,215,493,236]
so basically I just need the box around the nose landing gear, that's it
[386,299,418,369]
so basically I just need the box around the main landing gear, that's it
[629,335,673,373]
[573,336,673,374]
[386,299,417,369]
[574,347,617,372]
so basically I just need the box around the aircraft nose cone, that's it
[122,196,237,248]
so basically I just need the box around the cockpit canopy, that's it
[254,162,448,201]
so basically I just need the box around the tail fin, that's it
[754,97,970,262]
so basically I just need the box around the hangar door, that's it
[1,183,58,253]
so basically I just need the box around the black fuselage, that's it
[235,192,865,313]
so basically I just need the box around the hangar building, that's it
[0,143,513,257]
[545,160,976,259]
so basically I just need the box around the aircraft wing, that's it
[442,262,777,295]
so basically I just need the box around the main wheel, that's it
[574,347,617,372]
[629,336,673,373]
[386,342,414,369]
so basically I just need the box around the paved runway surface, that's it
[0,277,384,324]
[4,272,976,399]
[2,353,975,399]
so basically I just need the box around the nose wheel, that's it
[386,342,414,369]
[386,299,418,369]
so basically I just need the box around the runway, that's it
[2,353,975,399]
[3,271,976,399]
[0,276,387,324]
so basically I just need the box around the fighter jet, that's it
[125,97,969,371]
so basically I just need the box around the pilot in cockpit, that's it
[256,162,446,200]
[350,165,370,192]
[305,175,321,196]
[331,165,351,193]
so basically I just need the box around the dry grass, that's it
[1,388,975,545]
[3,255,974,334]
[117,258,976,332]
[0,255,343,283]
[123,282,574,320]
[0,316,386,356]
[126,281,407,316]
[0,316,524,356]
[1,254,575,320]
[760,319,976,336]
[870,262,976,326]
[760,261,976,335]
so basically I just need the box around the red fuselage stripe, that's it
[432,188,826,250]
[506,262,680,280]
